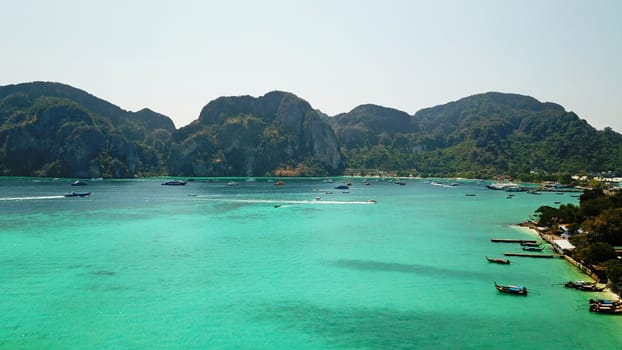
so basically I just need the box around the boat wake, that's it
[0,195,65,201]
[193,198,376,205]
[430,182,457,188]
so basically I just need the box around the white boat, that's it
[486,182,507,190]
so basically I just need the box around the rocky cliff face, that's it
[0,82,175,178]
[169,91,344,176]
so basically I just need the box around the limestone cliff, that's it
[0,82,174,178]
[169,91,344,176]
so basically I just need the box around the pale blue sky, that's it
[1,0,620,131]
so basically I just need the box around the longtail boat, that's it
[494,282,527,295]
[564,281,606,292]
[522,246,544,252]
[589,299,618,304]
[486,256,511,264]
[589,300,622,314]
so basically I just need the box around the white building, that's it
[553,239,576,254]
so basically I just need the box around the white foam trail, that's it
[0,195,65,201]
[430,182,455,188]
[195,198,375,205]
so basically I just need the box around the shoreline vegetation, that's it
[528,185,622,300]
[518,222,620,300]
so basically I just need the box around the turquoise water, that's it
[1,177,621,349]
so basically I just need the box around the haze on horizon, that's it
[1,0,620,132]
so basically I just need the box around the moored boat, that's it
[565,281,605,292]
[335,185,349,190]
[589,299,618,305]
[494,282,527,295]
[486,181,525,192]
[486,182,507,190]
[161,180,187,186]
[505,185,526,192]
[589,300,622,314]
[522,246,544,252]
[486,256,511,264]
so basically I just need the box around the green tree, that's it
[583,208,622,245]
[580,197,614,218]
[535,205,559,226]
[604,259,622,293]
[573,241,616,265]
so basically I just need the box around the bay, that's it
[1,177,621,349]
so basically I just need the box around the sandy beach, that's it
[514,223,620,300]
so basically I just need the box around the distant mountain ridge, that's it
[334,92,622,177]
[0,81,620,178]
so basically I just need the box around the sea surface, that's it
[1,177,621,349]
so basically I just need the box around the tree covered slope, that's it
[0,82,619,178]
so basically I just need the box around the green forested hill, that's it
[0,82,175,132]
[0,82,619,178]
[169,91,344,176]
[0,82,175,178]
[333,92,622,177]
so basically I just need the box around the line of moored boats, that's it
[487,238,617,314]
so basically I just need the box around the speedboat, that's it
[71,180,88,186]
[65,191,90,197]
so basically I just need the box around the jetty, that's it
[491,238,538,244]
[504,252,561,259]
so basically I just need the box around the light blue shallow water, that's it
[1,177,621,349]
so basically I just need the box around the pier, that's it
[491,238,538,243]
[503,252,561,259]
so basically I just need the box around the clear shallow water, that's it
[1,177,621,349]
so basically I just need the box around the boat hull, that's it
[65,192,90,197]
[162,180,187,186]
[486,256,510,264]
[495,282,527,295]
[565,281,605,292]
